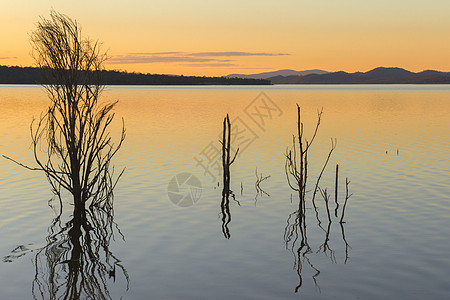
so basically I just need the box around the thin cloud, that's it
[108,53,230,64]
[133,51,183,55]
[183,62,238,68]
[108,51,289,65]
[190,52,289,57]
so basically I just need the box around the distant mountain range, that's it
[260,67,450,84]
[226,69,328,80]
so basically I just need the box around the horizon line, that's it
[1,64,449,77]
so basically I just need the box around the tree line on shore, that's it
[0,65,270,85]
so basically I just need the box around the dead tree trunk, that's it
[220,114,239,239]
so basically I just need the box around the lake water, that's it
[1,85,450,299]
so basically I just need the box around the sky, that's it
[1,0,450,76]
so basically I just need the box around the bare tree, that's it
[284,104,350,293]
[221,114,239,193]
[5,11,125,216]
[220,114,239,239]
[285,104,336,211]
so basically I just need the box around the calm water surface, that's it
[1,85,450,299]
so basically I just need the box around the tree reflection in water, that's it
[31,201,129,300]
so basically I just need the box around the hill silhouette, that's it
[268,67,450,84]
[0,65,270,85]
[226,69,328,79]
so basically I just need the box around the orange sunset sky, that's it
[1,0,450,76]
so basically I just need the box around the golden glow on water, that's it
[0,87,47,152]
[31,86,444,175]
[3,86,450,172]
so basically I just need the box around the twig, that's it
[311,138,337,209]
[340,177,352,223]
[334,164,339,217]
[319,187,332,224]
[3,155,67,174]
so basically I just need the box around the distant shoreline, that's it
[0,65,270,86]
[3,65,450,85]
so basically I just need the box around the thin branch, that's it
[311,138,337,209]
[340,177,352,224]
